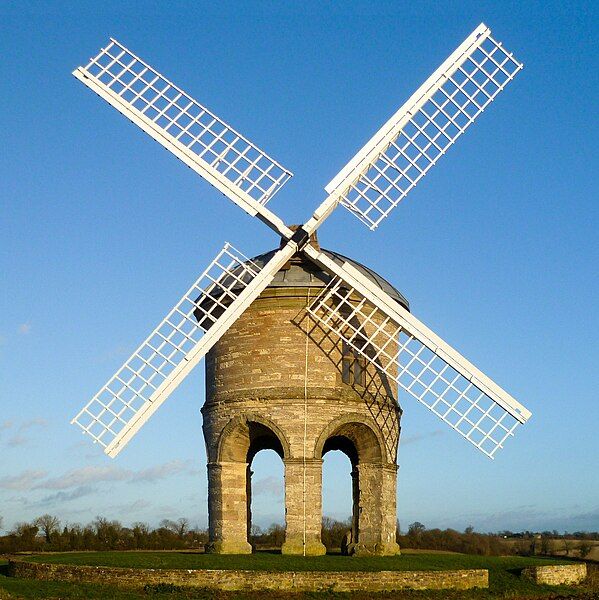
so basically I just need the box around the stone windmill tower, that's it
[202,232,408,555]
[71,25,532,557]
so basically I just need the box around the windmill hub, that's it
[280,224,320,251]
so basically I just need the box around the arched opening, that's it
[322,447,354,554]
[316,418,386,556]
[247,441,285,551]
[209,416,288,554]
[242,421,285,551]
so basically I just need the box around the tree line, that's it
[398,522,596,558]
[0,514,596,556]
[0,515,208,553]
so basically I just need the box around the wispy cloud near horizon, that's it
[0,470,48,491]
[23,459,197,492]
[253,476,284,499]
[35,485,97,506]
[400,430,445,446]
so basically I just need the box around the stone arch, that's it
[206,414,289,555]
[316,413,398,556]
[215,413,291,463]
[314,412,387,465]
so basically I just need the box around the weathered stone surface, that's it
[201,269,403,556]
[521,563,587,585]
[8,560,489,591]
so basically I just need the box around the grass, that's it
[19,549,565,572]
[1,552,595,600]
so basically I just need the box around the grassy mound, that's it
[24,549,562,572]
[2,552,594,599]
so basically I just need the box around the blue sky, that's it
[1,1,597,534]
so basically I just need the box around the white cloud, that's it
[400,430,445,446]
[6,434,29,447]
[37,465,131,490]
[253,476,284,499]
[33,460,196,491]
[129,459,192,483]
[19,418,47,432]
[110,499,151,514]
[36,485,97,506]
[449,504,599,533]
[0,419,48,448]
[18,322,32,335]
[0,470,48,491]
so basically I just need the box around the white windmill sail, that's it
[321,23,523,230]
[304,245,531,458]
[73,39,293,237]
[72,242,297,457]
[71,24,532,461]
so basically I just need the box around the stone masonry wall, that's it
[201,285,401,555]
[521,563,587,585]
[8,560,489,592]
[203,288,400,464]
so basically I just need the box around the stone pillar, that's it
[341,467,360,555]
[281,458,326,556]
[246,465,253,544]
[379,463,400,556]
[206,462,252,554]
[352,462,400,556]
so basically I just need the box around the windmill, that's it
[71,24,532,556]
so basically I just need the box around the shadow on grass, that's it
[0,563,9,577]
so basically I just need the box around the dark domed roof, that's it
[248,247,409,311]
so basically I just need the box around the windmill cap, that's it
[249,242,410,311]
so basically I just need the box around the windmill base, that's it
[205,540,253,555]
[281,540,327,556]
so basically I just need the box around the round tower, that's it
[201,232,407,556]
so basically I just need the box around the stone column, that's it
[379,463,400,556]
[246,465,253,544]
[342,467,360,555]
[352,462,400,556]
[206,461,252,554]
[281,458,326,556]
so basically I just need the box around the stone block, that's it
[521,563,587,585]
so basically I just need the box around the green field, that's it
[0,551,595,599]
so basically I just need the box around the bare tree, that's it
[578,542,593,559]
[35,514,60,544]
[93,516,123,548]
[11,522,40,548]
[176,518,189,538]
[159,519,178,534]
[409,521,426,535]
[132,522,150,548]
[540,535,551,555]
[408,521,426,545]
[563,538,572,556]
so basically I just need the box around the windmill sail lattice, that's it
[71,244,259,452]
[73,39,293,234]
[306,274,527,458]
[324,24,523,230]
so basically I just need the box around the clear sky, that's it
[1,1,597,534]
